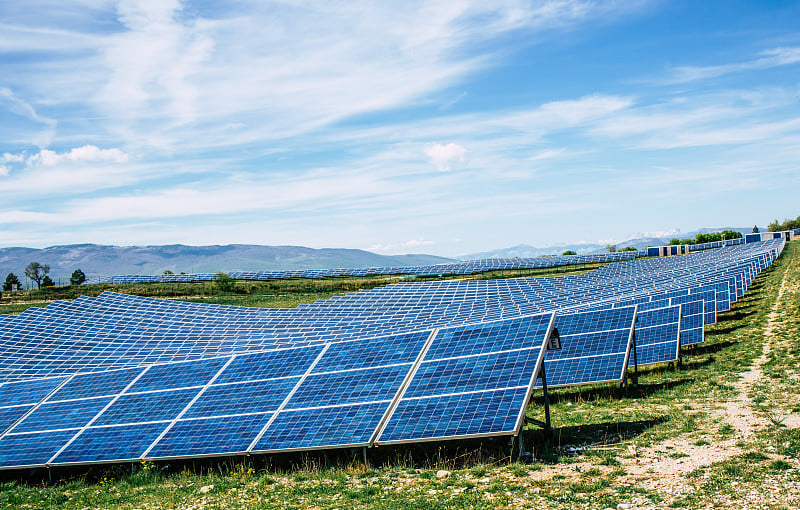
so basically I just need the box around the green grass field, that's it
[0,246,798,509]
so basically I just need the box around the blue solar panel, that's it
[534,308,635,388]
[148,413,272,459]
[0,377,67,407]
[288,365,410,409]
[403,349,540,398]
[378,387,527,443]
[634,306,681,366]
[184,378,300,418]
[0,406,34,433]
[0,430,77,467]
[314,331,431,372]
[50,368,143,401]
[11,397,113,434]
[214,347,323,384]
[93,389,199,426]
[54,423,167,464]
[424,314,552,360]
[128,358,228,393]
[254,402,387,451]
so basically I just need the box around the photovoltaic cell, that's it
[0,377,67,408]
[288,365,410,409]
[314,331,431,372]
[184,378,300,418]
[214,347,323,385]
[0,406,34,433]
[50,368,143,401]
[148,413,272,459]
[127,358,228,393]
[54,423,168,464]
[424,314,552,361]
[378,388,527,443]
[403,349,539,398]
[254,402,387,451]
[0,430,77,467]
[92,389,199,426]
[11,397,113,434]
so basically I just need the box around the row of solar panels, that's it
[0,239,785,470]
[82,252,642,285]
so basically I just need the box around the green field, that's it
[1,246,798,509]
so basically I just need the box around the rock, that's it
[617,504,631,509]
[436,470,451,479]
[199,485,214,494]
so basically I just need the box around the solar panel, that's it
[376,313,554,445]
[535,307,636,388]
[634,305,681,365]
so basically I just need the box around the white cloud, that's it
[27,145,129,167]
[665,46,800,83]
[0,165,8,177]
[424,142,467,171]
[1,153,25,164]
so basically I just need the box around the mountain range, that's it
[0,244,454,285]
[458,227,759,259]
[0,227,759,285]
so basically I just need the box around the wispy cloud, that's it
[664,46,800,84]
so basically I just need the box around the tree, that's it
[70,269,86,286]
[752,225,759,233]
[620,246,638,251]
[213,271,235,293]
[24,262,50,289]
[719,230,743,240]
[562,250,577,256]
[767,219,780,232]
[41,275,55,287]
[163,270,174,275]
[605,244,617,253]
[3,273,21,292]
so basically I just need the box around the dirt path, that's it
[613,263,796,506]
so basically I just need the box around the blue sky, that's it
[1,1,799,256]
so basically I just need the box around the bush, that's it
[213,272,236,293]
[70,269,86,285]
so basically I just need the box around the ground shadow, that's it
[528,416,670,462]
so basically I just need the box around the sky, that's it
[1,1,799,257]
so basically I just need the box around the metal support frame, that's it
[523,362,552,433]
[622,313,639,392]
[631,328,639,385]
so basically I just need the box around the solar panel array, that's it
[0,238,785,470]
[82,252,640,285]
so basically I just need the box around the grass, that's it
[0,242,798,509]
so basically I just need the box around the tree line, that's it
[1,263,85,297]
[767,215,800,233]
[666,230,743,246]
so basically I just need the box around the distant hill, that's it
[460,227,759,259]
[0,244,455,285]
